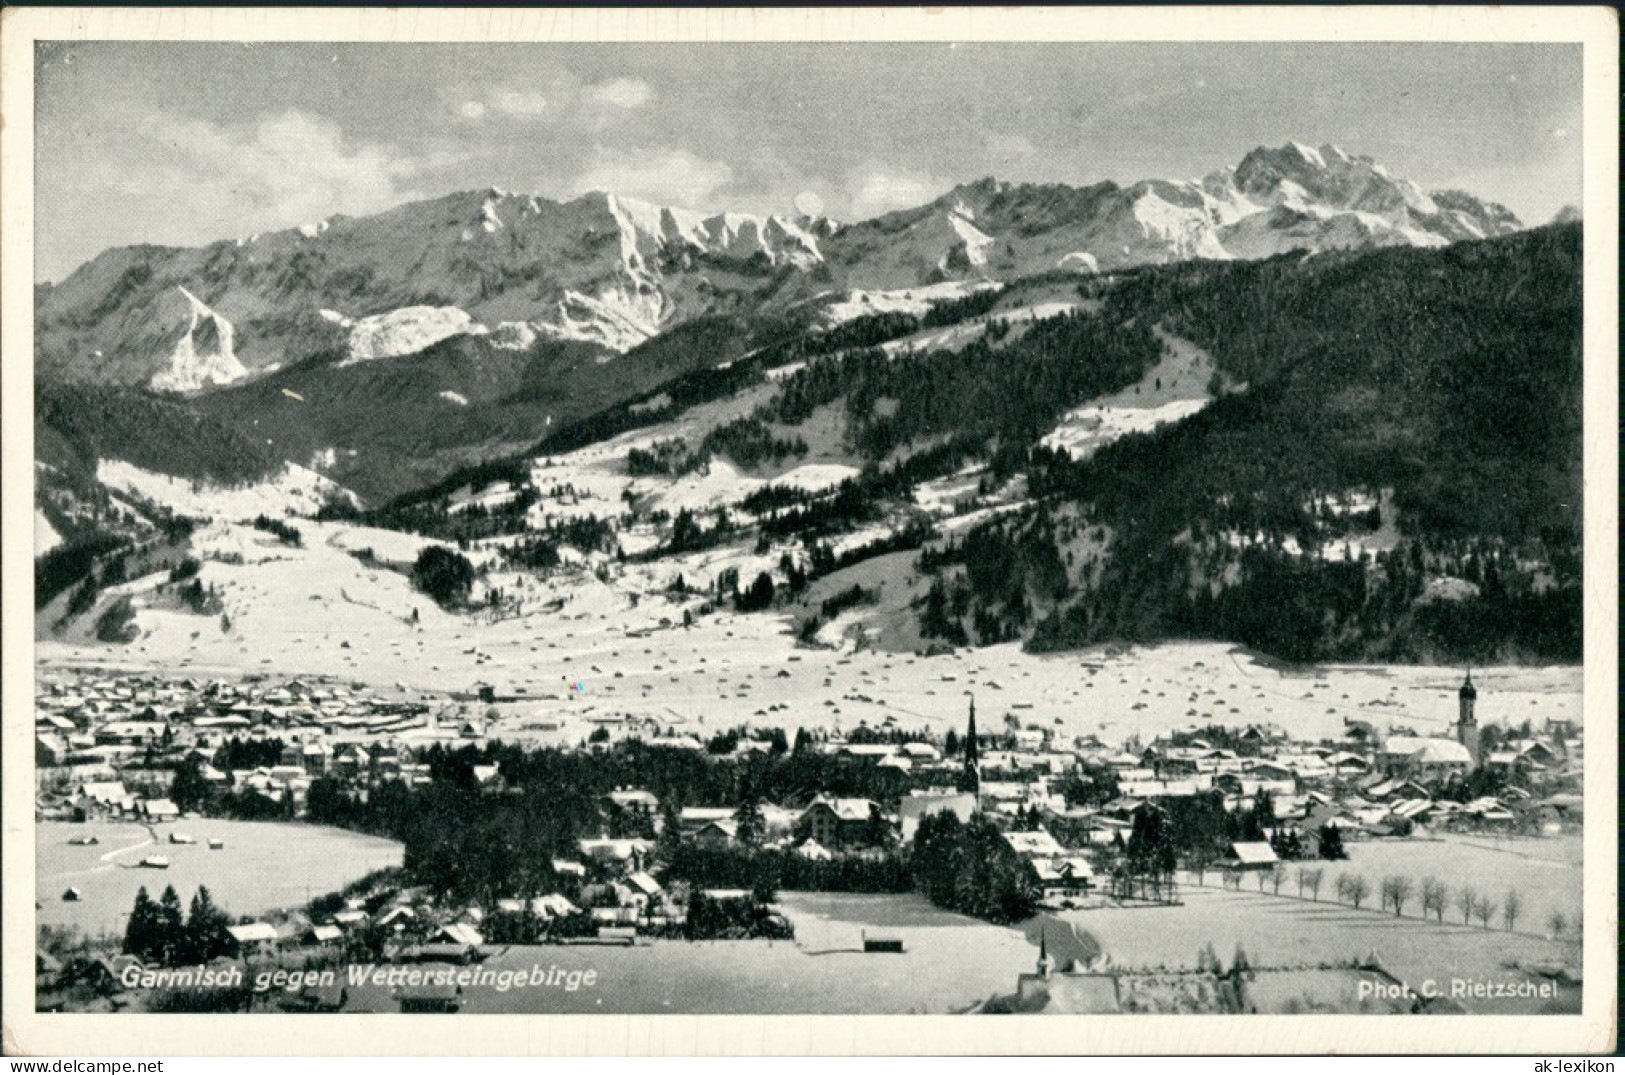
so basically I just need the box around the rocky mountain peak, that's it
[36,144,1536,392]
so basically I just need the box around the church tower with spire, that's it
[1456,670,1480,767]
[962,694,981,797]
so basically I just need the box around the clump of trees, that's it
[699,416,808,470]
[1316,823,1346,860]
[684,890,793,941]
[911,811,1038,924]
[662,844,910,898]
[123,884,233,966]
[251,515,302,547]
[410,545,475,608]
[1301,871,1537,934]
[627,438,699,477]
[1110,804,1180,903]
[94,595,139,643]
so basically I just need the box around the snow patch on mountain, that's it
[480,197,504,233]
[97,459,358,519]
[36,510,63,555]
[1123,183,1232,260]
[341,306,477,365]
[489,322,538,351]
[149,287,249,393]
[944,211,994,270]
[1219,205,1445,260]
[881,300,1081,358]
[600,193,823,274]
[816,280,1002,328]
[535,287,665,353]
[1057,252,1099,274]
[1042,328,1229,459]
[439,390,470,406]
[307,447,356,473]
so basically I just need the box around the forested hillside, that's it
[925,225,1583,663]
[36,381,286,489]
[36,217,1585,667]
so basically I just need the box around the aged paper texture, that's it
[2,5,1616,1056]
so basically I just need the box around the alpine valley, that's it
[35,142,1582,672]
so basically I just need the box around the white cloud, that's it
[489,89,549,118]
[567,148,732,209]
[846,170,949,220]
[126,109,451,236]
[584,77,653,110]
[459,88,548,121]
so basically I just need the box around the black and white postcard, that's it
[2,5,1616,1057]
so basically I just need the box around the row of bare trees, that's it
[1193,863,1576,941]
[1372,875,1519,929]
[1324,871,1563,935]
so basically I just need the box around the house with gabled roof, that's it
[225,922,280,957]
[434,922,484,948]
[140,798,180,821]
[799,795,881,848]
[1218,841,1278,871]
[1030,855,1096,898]
[1003,829,1068,859]
[607,787,660,814]
[1379,736,1472,780]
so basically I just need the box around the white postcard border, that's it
[2,5,1616,1056]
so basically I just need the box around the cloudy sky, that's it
[34,41,1581,282]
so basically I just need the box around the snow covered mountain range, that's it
[36,143,1523,393]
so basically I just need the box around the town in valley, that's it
[35,652,1583,1014]
[28,39,1589,1020]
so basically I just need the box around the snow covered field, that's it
[96,460,355,520]
[523,382,859,524]
[36,512,1581,750]
[37,820,402,937]
[814,280,1001,327]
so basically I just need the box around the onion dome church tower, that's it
[1455,671,1480,767]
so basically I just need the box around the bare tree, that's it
[1255,868,1268,892]
[1388,876,1413,917]
[1503,890,1522,932]
[1457,885,1478,925]
[1421,877,1447,922]
[1474,896,1497,929]
[1270,863,1286,895]
[1342,874,1370,910]
[1304,868,1324,902]
[1547,910,1567,938]
[1296,867,1309,898]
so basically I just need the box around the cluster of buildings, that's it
[33,670,463,819]
[37,667,1581,925]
